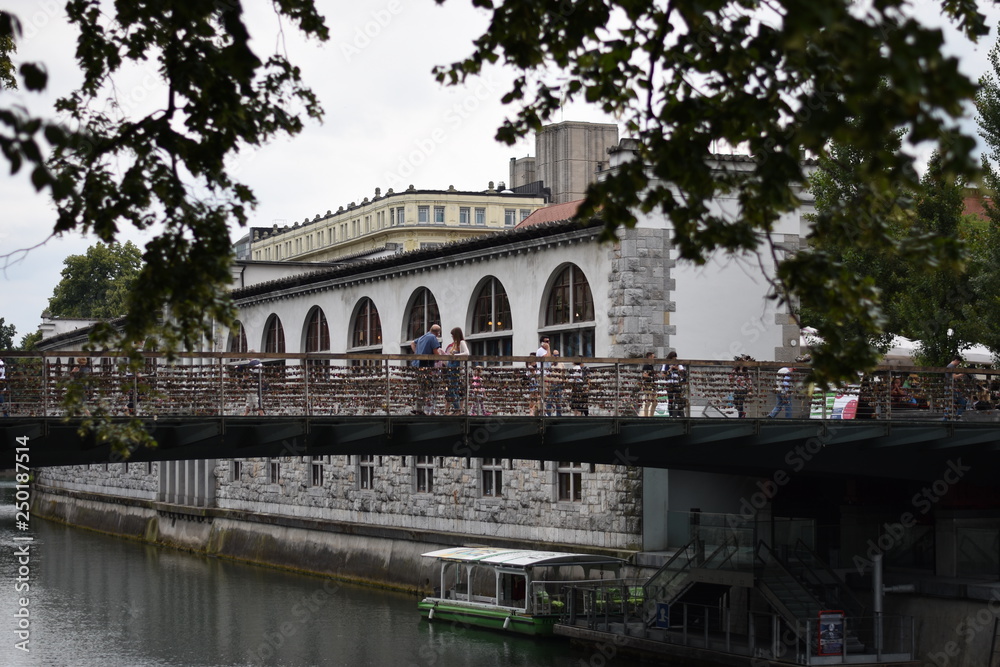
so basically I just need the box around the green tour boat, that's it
[417,546,627,636]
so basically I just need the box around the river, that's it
[0,481,636,666]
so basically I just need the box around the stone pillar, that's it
[607,227,674,358]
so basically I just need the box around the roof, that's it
[232,217,602,301]
[516,199,585,228]
[420,547,625,568]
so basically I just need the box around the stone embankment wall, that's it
[215,457,642,550]
[33,457,642,590]
[38,461,159,500]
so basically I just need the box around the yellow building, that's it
[251,184,546,263]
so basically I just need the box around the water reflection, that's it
[0,482,633,666]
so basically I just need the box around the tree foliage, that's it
[17,330,42,351]
[47,241,143,320]
[894,153,977,365]
[803,125,907,355]
[0,317,15,350]
[0,3,329,452]
[1,3,328,356]
[435,0,989,382]
[974,38,1000,363]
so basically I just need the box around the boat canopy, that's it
[421,547,626,569]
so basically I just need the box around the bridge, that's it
[1,352,997,479]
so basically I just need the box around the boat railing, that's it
[550,578,647,626]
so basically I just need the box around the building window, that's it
[418,205,430,223]
[504,209,516,226]
[231,460,242,482]
[434,206,445,224]
[475,207,486,225]
[406,288,441,342]
[397,207,406,225]
[415,456,435,493]
[390,208,395,226]
[482,458,503,497]
[557,461,584,502]
[470,276,513,358]
[228,321,248,353]
[472,277,512,334]
[543,264,596,357]
[267,458,280,484]
[310,457,324,486]
[520,209,531,221]
[305,307,330,352]
[358,454,376,490]
[351,298,383,350]
[264,315,285,353]
[460,207,471,225]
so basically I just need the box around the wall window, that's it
[504,209,516,226]
[415,456,435,493]
[434,206,445,224]
[557,461,584,502]
[460,207,471,225]
[304,307,330,353]
[543,264,595,356]
[267,458,280,484]
[470,277,513,358]
[358,454,376,490]
[475,207,486,225]
[520,209,531,221]
[351,298,383,350]
[231,460,242,482]
[482,458,503,497]
[406,288,441,342]
[263,315,285,353]
[390,208,395,226]
[418,205,430,223]
[397,207,406,225]
[310,457,324,486]
[472,278,512,334]
[228,321,248,353]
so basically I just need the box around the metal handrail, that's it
[0,352,996,421]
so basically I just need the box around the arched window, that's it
[304,307,330,352]
[406,288,440,342]
[263,315,285,353]
[470,277,513,357]
[351,298,383,350]
[542,265,595,357]
[228,321,248,353]
[546,264,594,326]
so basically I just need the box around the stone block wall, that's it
[607,226,674,358]
[215,456,643,550]
[38,462,159,500]
[37,456,644,551]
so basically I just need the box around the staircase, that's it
[756,541,867,654]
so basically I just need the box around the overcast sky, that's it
[1,0,999,342]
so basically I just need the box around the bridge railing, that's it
[0,352,996,421]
